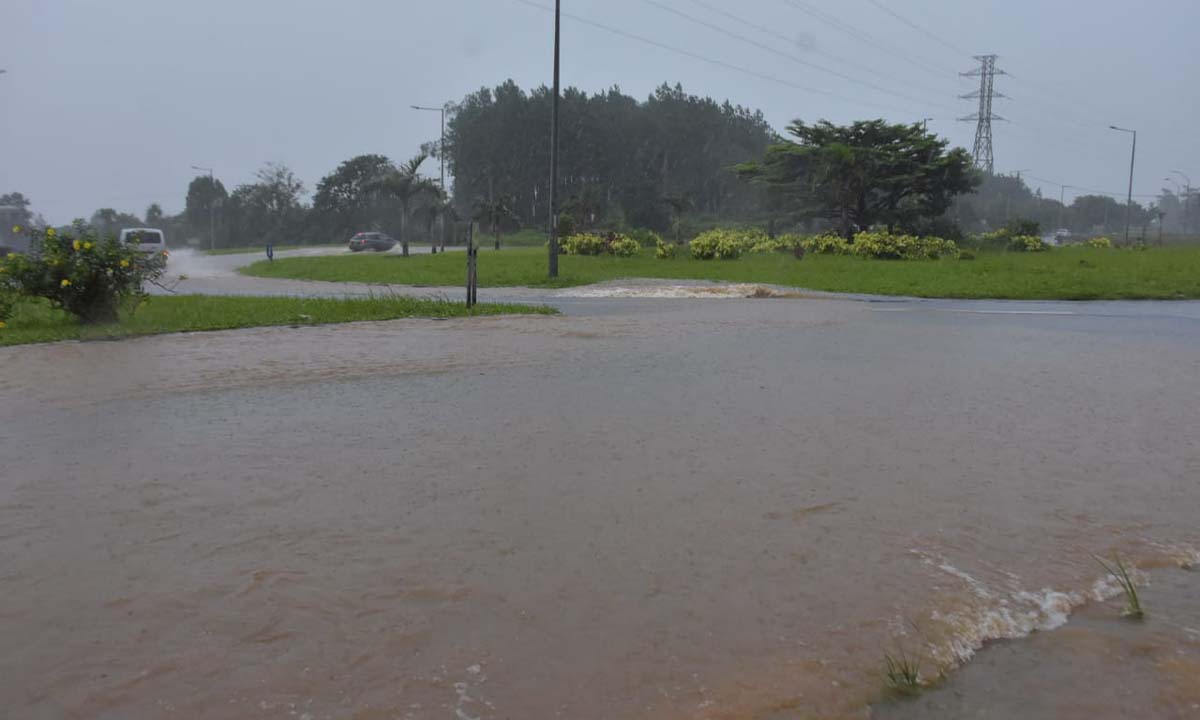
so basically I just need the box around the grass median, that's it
[0,294,555,347]
[241,246,1200,300]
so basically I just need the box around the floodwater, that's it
[2,298,1199,719]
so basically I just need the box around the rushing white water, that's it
[162,247,232,279]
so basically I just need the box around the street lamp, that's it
[191,165,216,252]
[412,104,447,253]
[1172,170,1193,234]
[1109,126,1136,247]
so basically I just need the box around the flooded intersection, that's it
[2,298,1199,718]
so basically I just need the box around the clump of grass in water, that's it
[883,647,921,697]
[1093,554,1144,620]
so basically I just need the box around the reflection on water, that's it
[1,299,1198,719]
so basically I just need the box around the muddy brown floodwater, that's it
[2,298,1199,719]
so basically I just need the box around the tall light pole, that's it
[191,165,215,251]
[1058,183,1067,231]
[412,104,447,253]
[1172,170,1192,235]
[547,0,561,278]
[1109,126,1136,247]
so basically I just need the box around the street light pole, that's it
[412,104,448,253]
[191,165,215,251]
[1109,126,1136,247]
[1172,170,1192,235]
[547,0,561,278]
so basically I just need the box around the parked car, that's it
[348,232,396,252]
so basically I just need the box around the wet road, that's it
[3,268,1200,718]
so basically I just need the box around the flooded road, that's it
[2,298,1199,718]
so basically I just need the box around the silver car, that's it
[348,232,396,252]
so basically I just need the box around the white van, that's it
[119,227,167,254]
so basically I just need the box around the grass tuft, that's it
[883,647,922,697]
[1092,554,1144,620]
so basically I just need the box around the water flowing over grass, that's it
[883,648,923,697]
[1093,554,1145,620]
[0,295,554,346]
[240,246,1200,300]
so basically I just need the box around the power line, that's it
[685,0,956,102]
[510,0,925,115]
[641,0,941,112]
[780,0,959,80]
[864,0,972,58]
[1024,173,1157,200]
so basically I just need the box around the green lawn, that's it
[240,246,1200,300]
[0,295,554,347]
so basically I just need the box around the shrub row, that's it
[849,231,960,260]
[687,229,808,260]
[559,232,642,257]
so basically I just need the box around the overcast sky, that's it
[3,0,1197,224]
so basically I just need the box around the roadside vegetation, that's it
[0,294,553,347]
[241,244,1200,300]
[882,648,923,697]
[1093,554,1145,620]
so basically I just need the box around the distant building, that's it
[0,206,31,253]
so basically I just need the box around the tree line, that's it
[446,80,776,235]
[4,76,1188,252]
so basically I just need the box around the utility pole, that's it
[1109,126,1136,247]
[920,117,932,133]
[191,165,216,251]
[547,0,561,278]
[959,55,1006,174]
[412,104,448,253]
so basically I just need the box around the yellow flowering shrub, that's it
[1086,236,1113,249]
[0,223,165,324]
[560,232,642,257]
[655,236,678,259]
[799,234,851,255]
[1008,235,1050,252]
[850,231,960,260]
[688,228,769,260]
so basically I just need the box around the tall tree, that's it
[475,195,517,250]
[89,208,142,238]
[736,119,978,237]
[225,163,307,246]
[145,203,165,226]
[312,154,396,240]
[370,154,438,256]
[185,175,228,245]
[445,81,775,233]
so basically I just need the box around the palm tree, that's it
[662,193,694,244]
[475,195,517,250]
[371,154,438,256]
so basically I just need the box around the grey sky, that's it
[3,0,1197,224]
